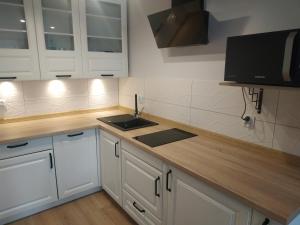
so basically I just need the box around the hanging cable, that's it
[241,87,250,122]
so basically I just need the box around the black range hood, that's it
[148,0,209,48]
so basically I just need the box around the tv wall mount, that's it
[247,88,264,114]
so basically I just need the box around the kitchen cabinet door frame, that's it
[33,0,83,80]
[122,150,163,219]
[78,0,128,78]
[165,166,252,225]
[0,150,58,221]
[100,130,122,205]
[53,129,99,200]
[0,0,40,80]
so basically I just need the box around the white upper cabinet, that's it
[33,0,83,79]
[79,0,128,78]
[0,0,40,80]
[0,0,128,80]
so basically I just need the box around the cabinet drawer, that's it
[0,137,52,160]
[53,129,95,142]
[123,190,162,225]
[122,150,163,219]
[121,140,163,171]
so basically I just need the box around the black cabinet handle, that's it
[262,218,270,225]
[56,75,72,78]
[155,176,160,197]
[114,141,119,158]
[67,132,84,137]
[0,77,17,80]
[133,202,145,213]
[100,74,114,77]
[166,169,172,192]
[7,142,28,149]
[49,153,53,169]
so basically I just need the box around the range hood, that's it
[148,0,209,48]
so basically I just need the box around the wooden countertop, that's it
[0,109,300,225]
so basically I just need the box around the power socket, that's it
[244,116,256,128]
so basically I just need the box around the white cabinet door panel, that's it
[166,168,251,225]
[53,129,98,199]
[33,0,83,79]
[0,0,40,80]
[122,150,163,219]
[100,130,122,205]
[251,211,282,225]
[0,150,57,220]
[79,0,128,77]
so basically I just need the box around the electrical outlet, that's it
[244,116,256,129]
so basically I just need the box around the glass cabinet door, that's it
[85,0,122,53]
[41,0,74,51]
[0,0,29,49]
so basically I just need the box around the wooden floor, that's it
[9,192,136,225]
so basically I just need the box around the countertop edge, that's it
[0,110,300,224]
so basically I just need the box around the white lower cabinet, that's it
[53,129,99,199]
[251,211,282,225]
[100,130,122,205]
[122,149,163,219]
[0,150,57,220]
[121,141,163,224]
[165,167,252,225]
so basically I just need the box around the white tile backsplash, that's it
[119,77,300,157]
[190,108,274,147]
[145,78,192,107]
[145,99,190,124]
[273,125,300,156]
[23,80,89,100]
[0,81,24,102]
[191,80,244,116]
[276,90,300,128]
[0,79,118,118]
[1,76,300,158]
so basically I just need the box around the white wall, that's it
[119,0,300,157]
[0,79,118,118]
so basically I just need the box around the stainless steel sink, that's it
[98,114,158,131]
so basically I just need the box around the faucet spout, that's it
[134,94,138,118]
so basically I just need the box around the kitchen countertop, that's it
[0,109,300,225]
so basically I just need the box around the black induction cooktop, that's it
[133,128,197,147]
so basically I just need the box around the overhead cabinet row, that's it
[0,0,128,80]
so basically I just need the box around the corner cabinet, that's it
[79,0,128,78]
[33,0,83,80]
[0,0,40,81]
[165,167,252,225]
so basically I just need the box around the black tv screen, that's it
[148,4,209,48]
